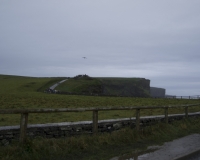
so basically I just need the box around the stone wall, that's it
[1,112,200,146]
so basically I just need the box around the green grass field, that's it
[0,74,200,160]
[1,116,200,160]
[0,74,200,126]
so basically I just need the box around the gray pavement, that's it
[111,134,200,160]
[49,79,68,90]
[138,134,200,160]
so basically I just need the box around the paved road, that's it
[49,79,68,90]
[138,134,200,160]
[110,134,200,160]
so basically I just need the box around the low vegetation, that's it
[0,74,200,126]
[0,74,200,160]
[1,116,200,160]
[56,75,150,97]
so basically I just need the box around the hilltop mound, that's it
[56,75,150,97]
[0,74,150,97]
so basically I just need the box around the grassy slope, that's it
[0,74,67,125]
[0,74,199,126]
[1,117,200,160]
[0,74,65,93]
[0,74,200,160]
[56,77,102,94]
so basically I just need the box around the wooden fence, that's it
[165,95,200,99]
[0,103,200,144]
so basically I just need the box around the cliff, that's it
[56,75,150,97]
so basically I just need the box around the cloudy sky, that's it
[0,1,200,96]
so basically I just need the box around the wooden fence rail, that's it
[165,95,200,99]
[0,103,200,144]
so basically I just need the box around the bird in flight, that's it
[82,57,87,59]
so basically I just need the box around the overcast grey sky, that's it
[0,1,200,96]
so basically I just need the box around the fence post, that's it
[136,109,140,131]
[133,154,138,160]
[19,113,28,144]
[185,106,188,118]
[164,107,168,123]
[92,110,98,133]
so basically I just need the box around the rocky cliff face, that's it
[58,76,151,97]
[100,78,150,97]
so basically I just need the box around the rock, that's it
[60,127,72,131]
[108,126,112,130]
[1,139,9,146]
[27,132,34,137]
[6,134,13,139]
[76,127,82,132]
[113,123,122,129]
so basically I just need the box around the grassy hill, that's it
[0,74,65,94]
[0,74,200,160]
[55,75,150,97]
[0,74,199,126]
[55,75,102,95]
